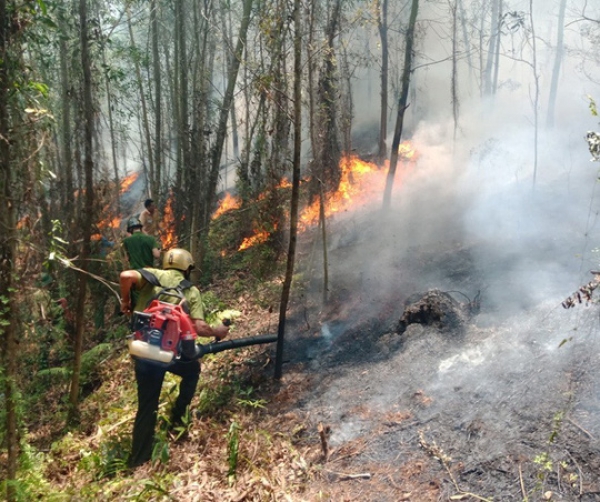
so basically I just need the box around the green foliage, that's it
[207,183,291,283]
[196,369,266,419]
[151,426,171,466]
[200,290,229,327]
[588,95,598,117]
[236,396,267,409]
[79,432,130,479]
[80,343,114,391]
[0,443,53,501]
[105,322,130,343]
[33,366,71,389]
[196,383,236,417]
[47,219,69,265]
[227,421,240,483]
[136,474,176,499]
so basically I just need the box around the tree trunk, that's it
[222,6,240,160]
[188,0,213,260]
[491,0,502,94]
[68,0,95,424]
[306,0,319,163]
[451,0,459,141]
[546,0,567,129]
[127,6,154,195]
[529,0,539,188]
[382,0,419,210]
[206,0,253,228]
[311,0,342,201]
[101,33,120,213]
[151,0,162,197]
[0,0,19,495]
[178,0,190,188]
[59,13,74,235]
[457,0,474,88]
[275,0,301,381]
[483,0,500,96]
[377,0,389,163]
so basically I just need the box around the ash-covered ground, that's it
[273,136,600,500]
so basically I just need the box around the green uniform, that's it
[122,232,159,269]
[128,267,204,469]
[135,268,204,320]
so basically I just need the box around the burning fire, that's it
[161,194,177,249]
[398,140,417,161]
[238,228,271,251]
[120,172,139,193]
[212,142,418,251]
[298,155,385,231]
[97,216,122,230]
[212,192,241,219]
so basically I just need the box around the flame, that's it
[222,142,419,252]
[161,194,177,249]
[398,140,418,161]
[97,216,121,230]
[299,155,386,231]
[212,192,241,219]
[238,229,271,251]
[120,172,139,193]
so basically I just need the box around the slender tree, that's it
[483,0,501,96]
[377,0,389,163]
[58,8,74,233]
[311,0,342,202]
[127,6,154,196]
[529,0,539,187]
[0,0,18,494]
[150,0,162,197]
[546,0,567,128]
[68,0,96,423]
[451,0,459,141]
[206,0,253,228]
[382,0,419,210]
[275,0,302,381]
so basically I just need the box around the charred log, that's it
[397,289,475,334]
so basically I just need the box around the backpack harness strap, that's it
[137,269,192,314]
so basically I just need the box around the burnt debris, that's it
[397,289,477,334]
[561,272,600,309]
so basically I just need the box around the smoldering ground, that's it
[277,95,600,498]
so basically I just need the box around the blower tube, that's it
[196,334,278,358]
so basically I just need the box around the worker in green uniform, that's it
[122,217,161,269]
[119,248,229,468]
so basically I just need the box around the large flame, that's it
[215,142,418,252]
[212,192,241,219]
[298,155,385,231]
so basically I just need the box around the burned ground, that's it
[263,195,600,501]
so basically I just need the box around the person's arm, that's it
[119,270,142,315]
[192,319,229,340]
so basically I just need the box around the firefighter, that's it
[121,217,161,269]
[119,248,229,469]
